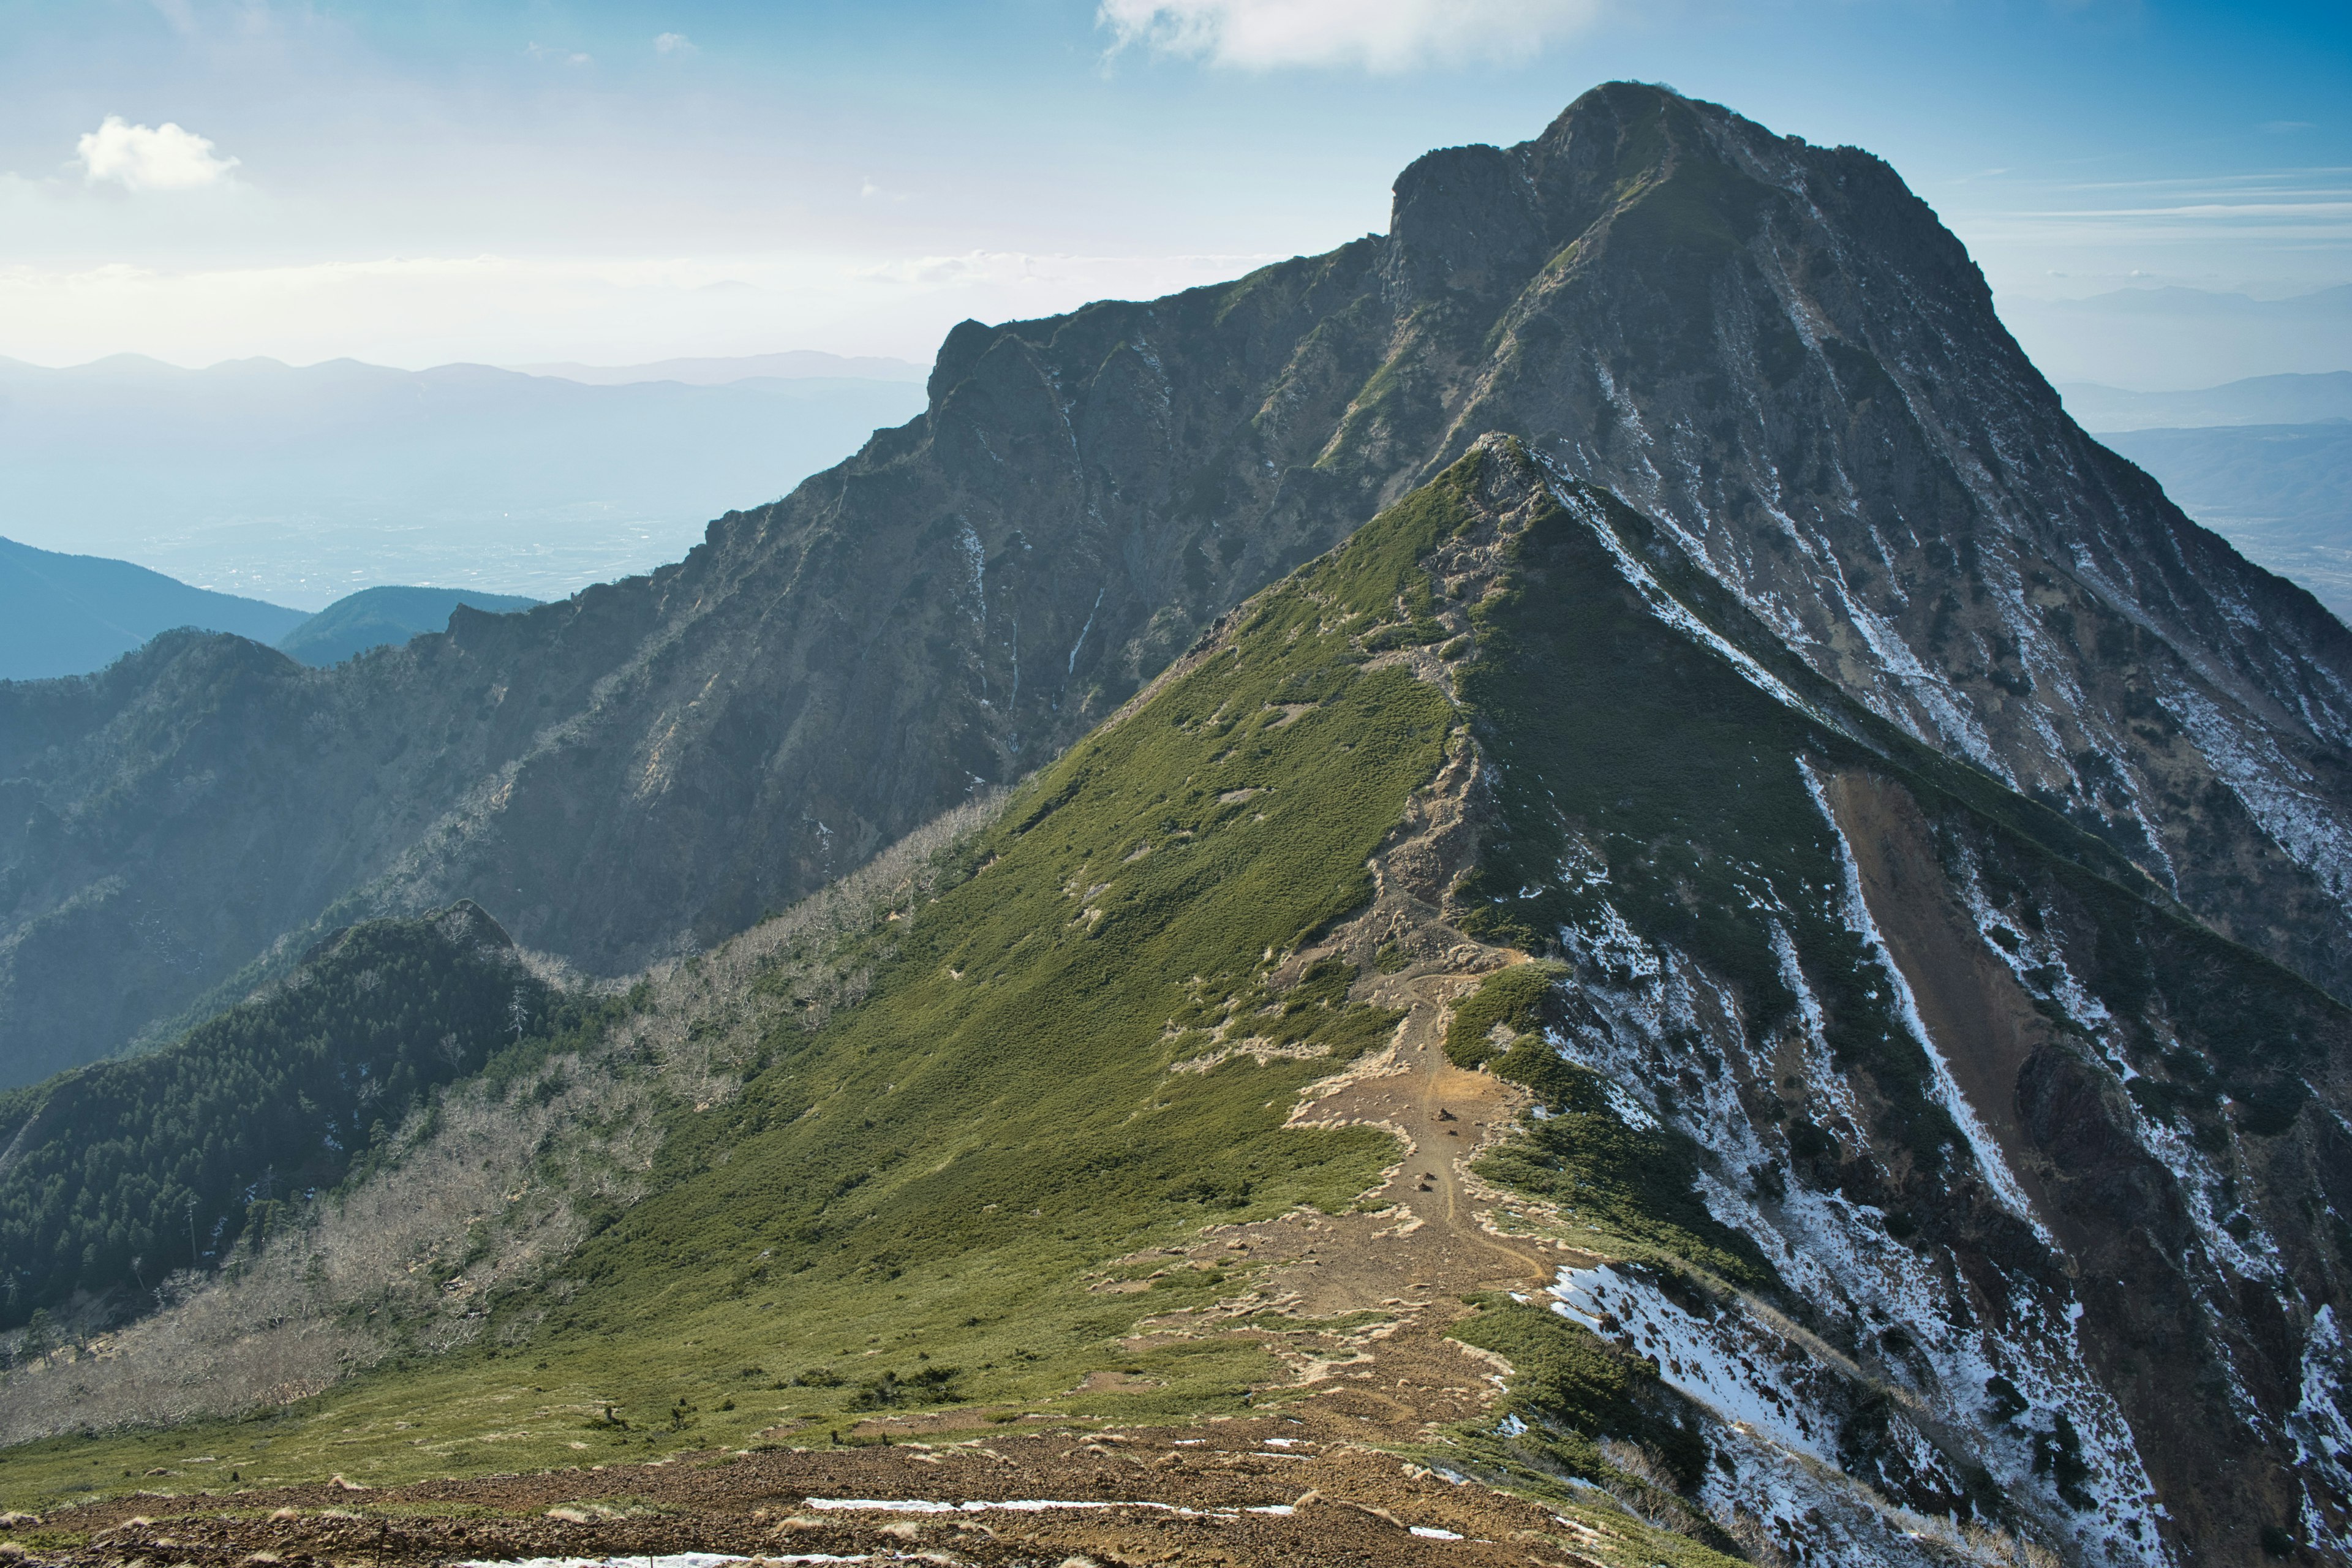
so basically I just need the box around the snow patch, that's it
[1541,475,1824,723]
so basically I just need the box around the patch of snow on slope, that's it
[1542,477,1822,723]
[1555,1264,1839,1461]
[1830,565,2003,773]
[1762,1180,2168,1565]
[464,1558,862,1568]
[1769,918,1868,1139]
[1066,584,1104,677]
[1950,846,2287,1294]
[1517,805,2168,1563]
[2289,1306,2352,1558]
[2163,682,2352,909]
[956,519,987,627]
[1551,1262,2018,1568]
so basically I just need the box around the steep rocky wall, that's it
[1441,447,2352,1564]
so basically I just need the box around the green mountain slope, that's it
[4,442,2347,1566]
[0,458,1470,1468]
[230,446,1450,1455]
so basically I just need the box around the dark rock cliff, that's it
[1430,444,2352,1566]
[4,82,2348,1087]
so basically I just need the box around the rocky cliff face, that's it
[1428,444,2352,1565]
[1403,86,2352,1006]
[5,82,2348,1090]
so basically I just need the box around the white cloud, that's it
[75,116,239,191]
[526,42,593,66]
[654,31,695,54]
[1096,0,1601,71]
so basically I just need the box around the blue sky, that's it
[0,0,2345,383]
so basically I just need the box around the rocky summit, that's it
[1,85,2348,1568]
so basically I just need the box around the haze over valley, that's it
[0,352,927,613]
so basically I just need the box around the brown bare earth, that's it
[1820,769,2061,1218]
[8,1414,1629,1568]
[4,1006,1615,1568]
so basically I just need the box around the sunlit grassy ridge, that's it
[0,454,1473,1501]
[11,440,2312,1558]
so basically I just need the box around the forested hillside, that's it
[0,903,580,1326]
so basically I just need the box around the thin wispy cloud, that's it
[76,117,239,191]
[526,42,592,66]
[146,0,198,36]
[2042,169,2352,193]
[1096,0,1602,72]
[654,32,695,55]
[1959,167,2352,239]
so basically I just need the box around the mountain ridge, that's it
[4,439,2344,1564]
[2061,371,2352,432]
[4,82,2349,1114]
[276,586,541,668]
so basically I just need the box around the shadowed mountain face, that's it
[4,83,2351,1087]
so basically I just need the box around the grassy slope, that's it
[0,461,1467,1501]
[18,440,2321,1560]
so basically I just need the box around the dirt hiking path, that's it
[13,968,1629,1568]
[13,746,1638,1566]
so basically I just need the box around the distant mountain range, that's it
[0,537,307,681]
[0,353,927,609]
[2049,374,2352,623]
[274,585,541,668]
[2060,371,2352,431]
[2002,284,2352,386]
[0,541,538,680]
[2095,420,2352,622]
